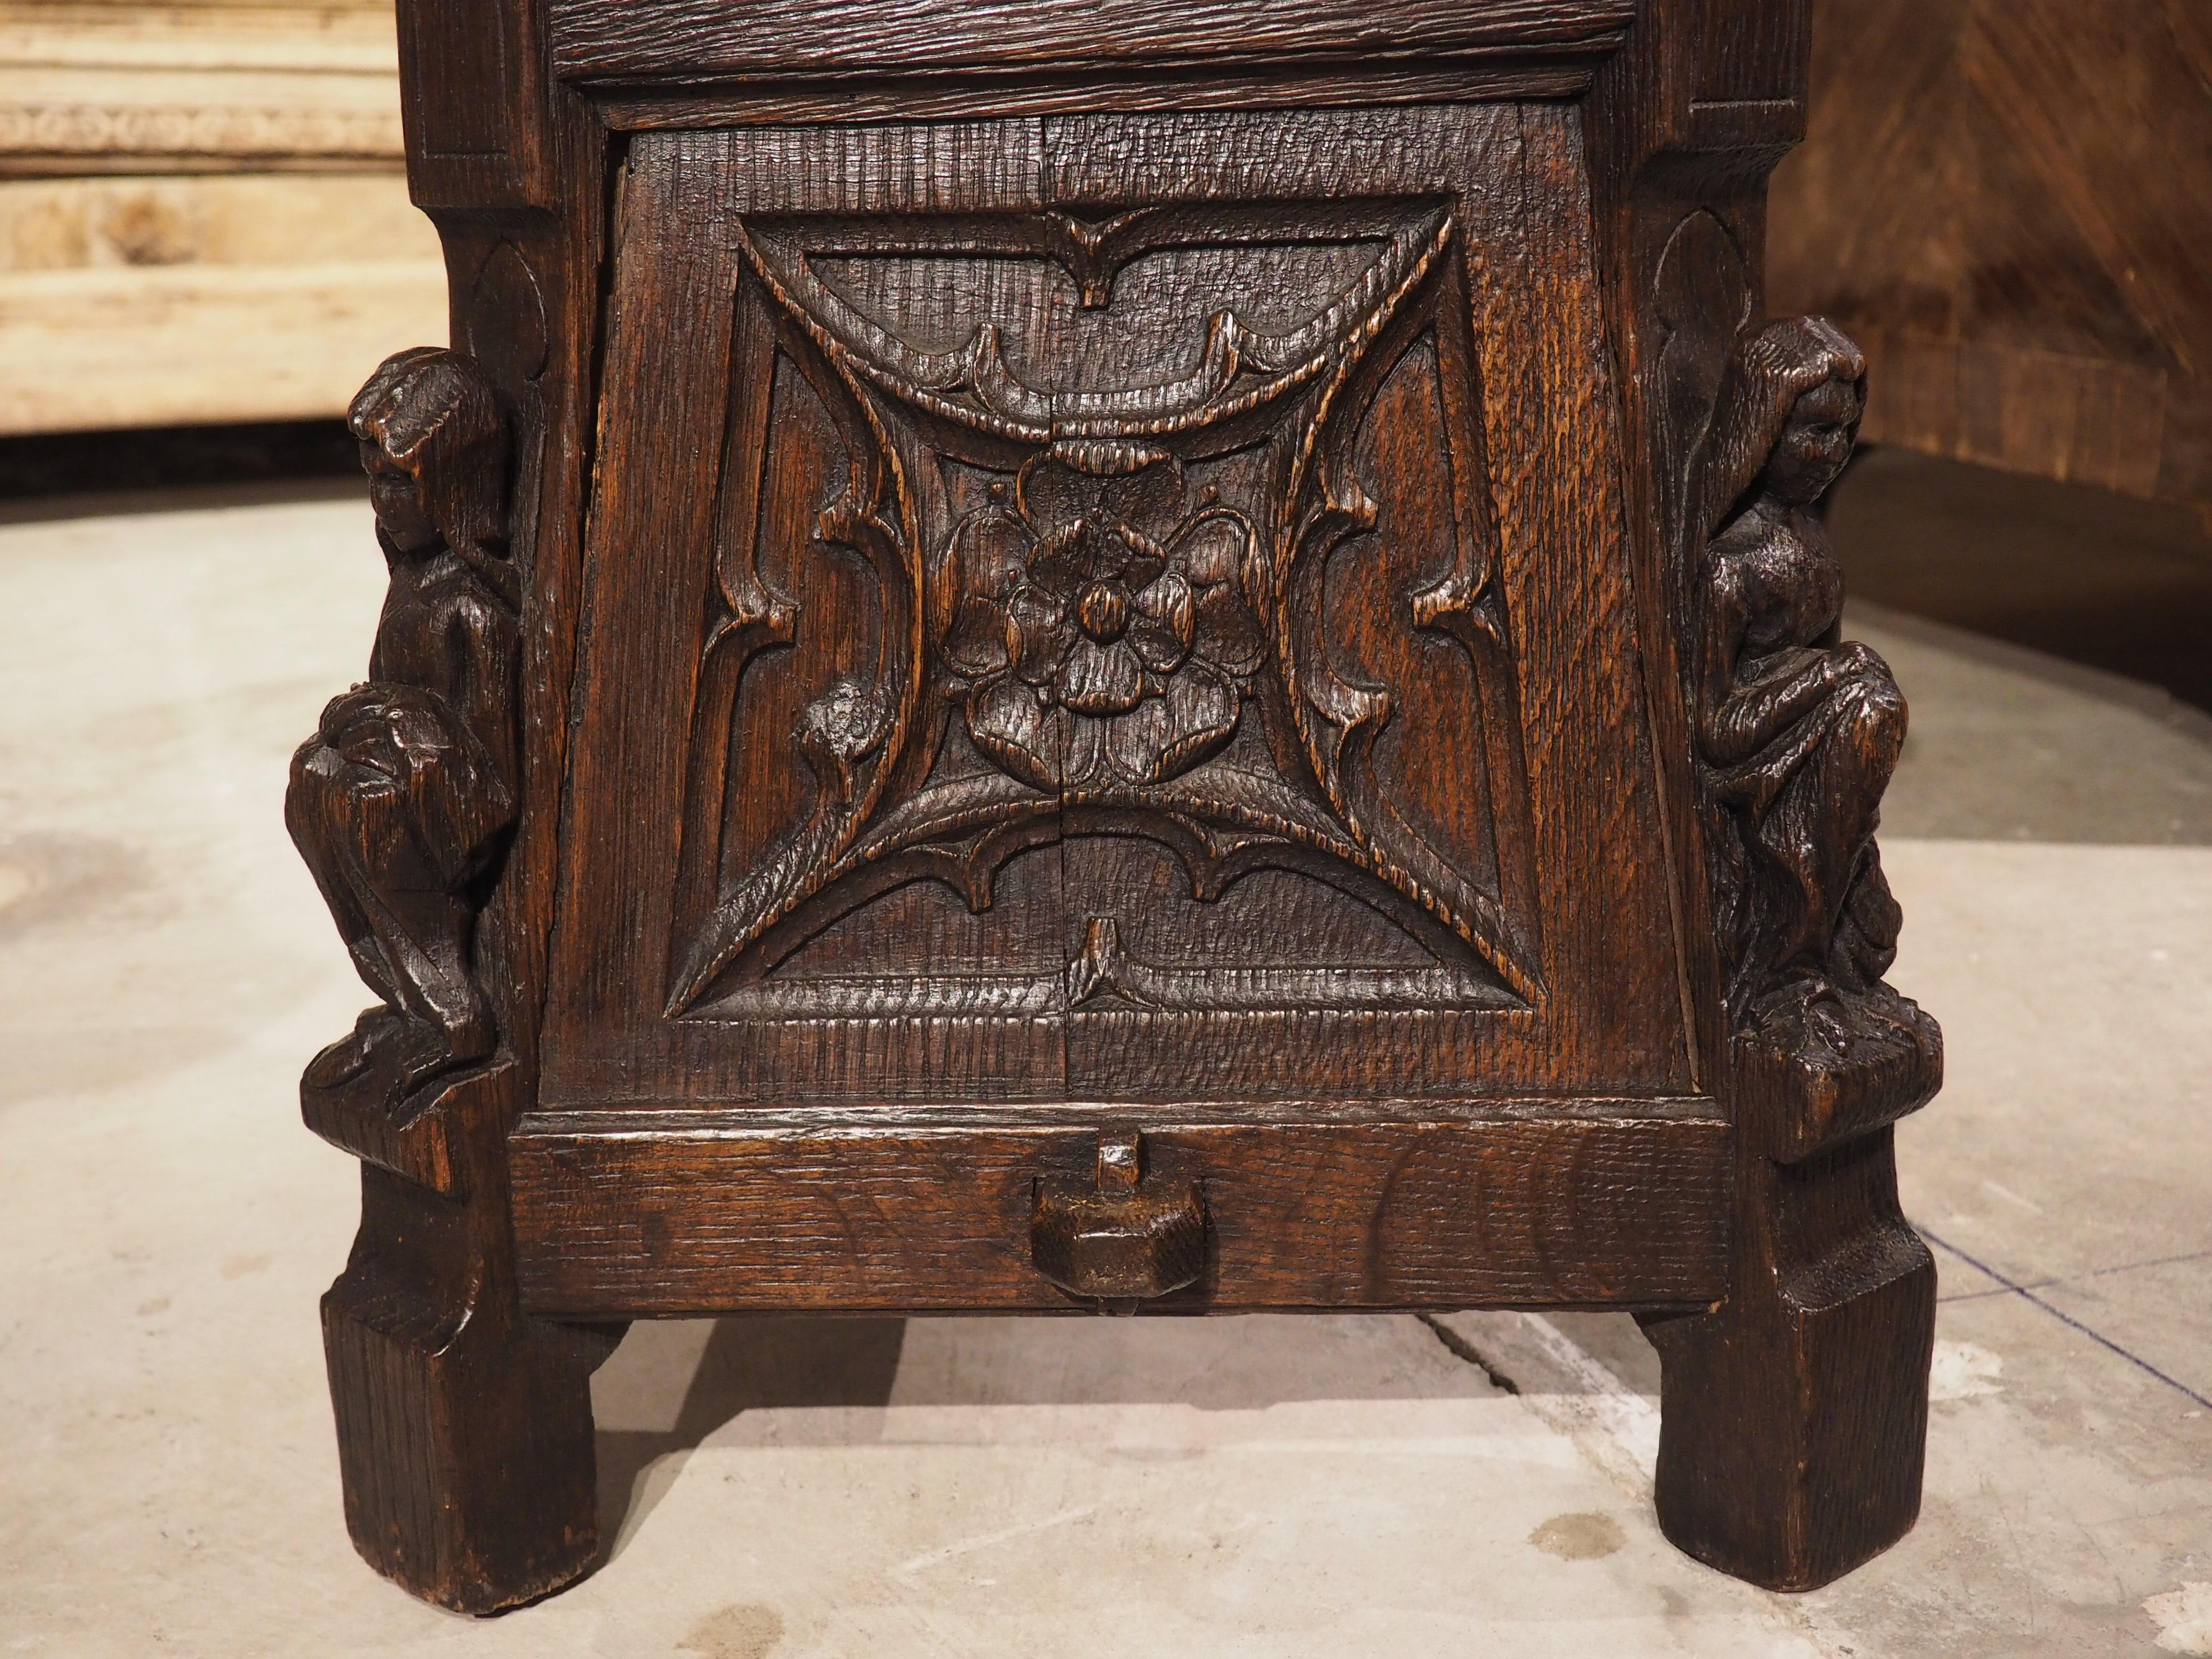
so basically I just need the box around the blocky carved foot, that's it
[317,1065,619,1613]
[325,1163,615,1613]
[1641,1007,1941,1591]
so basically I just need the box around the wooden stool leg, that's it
[1641,1124,1936,1591]
[322,1165,614,1614]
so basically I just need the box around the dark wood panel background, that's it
[1769,0,2212,517]
[541,103,1694,1109]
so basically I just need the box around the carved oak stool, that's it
[290,0,1941,1612]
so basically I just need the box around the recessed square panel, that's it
[542,107,1690,1106]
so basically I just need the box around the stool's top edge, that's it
[550,0,1638,85]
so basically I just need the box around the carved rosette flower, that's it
[943,450,1266,789]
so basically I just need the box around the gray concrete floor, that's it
[1,490,2208,1657]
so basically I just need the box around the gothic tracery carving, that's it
[671,205,1540,1014]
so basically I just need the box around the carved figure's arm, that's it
[289,346,519,1106]
[438,585,521,805]
[1701,646,1867,769]
[1695,528,1860,770]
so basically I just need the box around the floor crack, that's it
[1920,1227,2212,1410]
[1418,1312,1521,1395]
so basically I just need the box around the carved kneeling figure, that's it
[1696,317,1910,1050]
[287,348,519,1102]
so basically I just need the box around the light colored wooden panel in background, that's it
[0,0,398,74]
[0,170,436,268]
[1,0,405,173]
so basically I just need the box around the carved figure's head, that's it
[1704,316,1866,530]
[349,348,507,560]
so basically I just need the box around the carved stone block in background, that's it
[0,0,444,433]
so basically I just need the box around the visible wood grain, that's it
[600,64,1598,133]
[1690,0,1810,106]
[1030,1130,1209,1301]
[393,0,552,206]
[286,347,615,1611]
[1734,1008,1942,1165]
[542,106,1693,1108]
[510,1102,1734,1315]
[1768,0,2212,511]
[296,0,1943,1614]
[1458,102,1689,1087]
[0,61,404,175]
[1586,0,1944,1595]
[1643,1118,1936,1591]
[0,254,446,434]
[551,0,1636,84]
[1690,316,1928,1056]
[288,348,519,1109]
[320,1094,616,1613]
[301,1060,469,1196]
[0,0,398,82]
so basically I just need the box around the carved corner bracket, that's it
[287,346,522,1188]
[1686,313,1940,1157]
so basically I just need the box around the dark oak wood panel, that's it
[394,0,553,206]
[551,0,1636,84]
[290,0,1945,1613]
[541,104,1693,1109]
[599,65,1603,132]
[510,1102,1734,1315]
